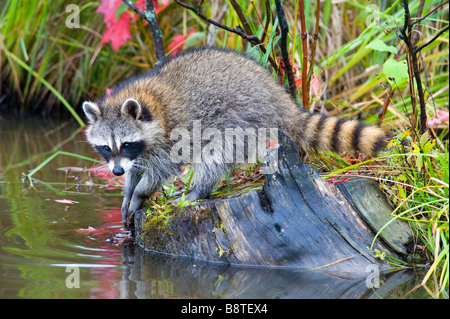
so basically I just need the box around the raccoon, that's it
[83,48,387,228]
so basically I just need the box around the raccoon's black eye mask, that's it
[95,145,112,161]
[94,141,145,162]
[120,141,146,160]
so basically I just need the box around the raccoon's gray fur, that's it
[83,48,387,228]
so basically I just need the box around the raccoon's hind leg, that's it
[185,161,230,202]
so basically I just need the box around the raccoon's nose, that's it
[112,167,125,176]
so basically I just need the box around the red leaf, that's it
[310,73,318,94]
[101,15,132,51]
[154,0,169,14]
[134,0,168,15]
[97,0,169,52]
[167,30,196,56]
[97,0,132,51]
[96,0,120,24]
[427,110,449,129]
[327,178,349,184]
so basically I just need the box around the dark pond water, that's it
[0,116,431,299]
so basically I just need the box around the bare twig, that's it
[229,0,252,51]
[399,0,427,133]
[261,0,272,43]
[274,0,296,100]
[229,0,252,35]
[411,0,425,44]
[306,0,321,104]
[122,0,165,64]
[122,0,145,19]
[251,0,270,43]
[405,45,417,136]
[377,86,393,128]
[174,0,280,73]
[174,0,259,45]
[400,0,450,134]
[415,25,449,53]
[410,0,449,27]
[298,0,309,109]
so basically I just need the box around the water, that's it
[0,116,430,299]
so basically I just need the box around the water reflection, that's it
[120,246,415,299]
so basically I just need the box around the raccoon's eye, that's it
[123,143,130,149]
[103,145,111,152]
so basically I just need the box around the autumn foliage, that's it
[96,0,169,51]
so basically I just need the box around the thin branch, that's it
[122,0,165,64]
[377,86,393,128]
[399,0,427,133]
[411,0,425,44]
[174,0,259,45]
[410,0,449,27]
[306,0,321,104]
[400,0,449,134]
[229,0,252,51]
[122,0,146,19]
[298,0,309,109]
[405,44,417,137]
[261,0,272,43]
[414,25,449,53]
[174,0,279,73]
[251,0,271,43]
[144,0,165,63]
[274,0,296,100]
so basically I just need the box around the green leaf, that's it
[183,32,206,50]
[419,131,430,147]
[423,140,436,154]
[382,58,409,89]
[397,184,406,199]
[366,39,397,54]
[416,155,423,172]
[116,3,129,21]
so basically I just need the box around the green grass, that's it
[0,0,148,118]
[383,132,449,298]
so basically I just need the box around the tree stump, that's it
[133,132,412,276]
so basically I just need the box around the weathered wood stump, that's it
[134,132,412,276]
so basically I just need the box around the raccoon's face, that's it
[82,98,162,176]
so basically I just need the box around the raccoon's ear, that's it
[82,101,101,123]
[121,98,142,120]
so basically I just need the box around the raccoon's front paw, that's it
[121,207,135,230]
[121,201,136,230]
[126,210,136,230]
[123,196,145,229]
[121,204,131,229]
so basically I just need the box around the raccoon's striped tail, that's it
[295,112,388,158]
